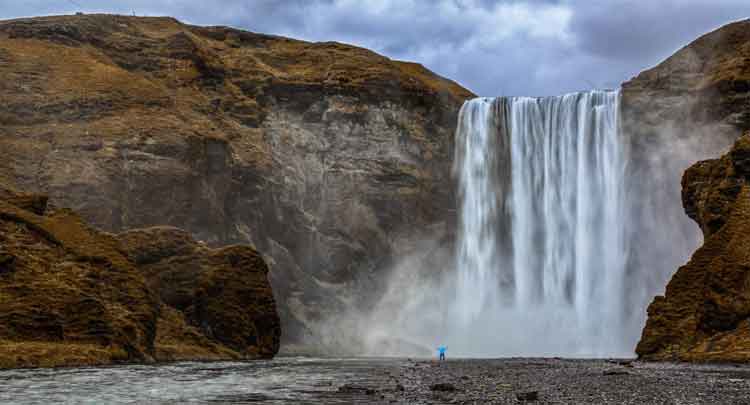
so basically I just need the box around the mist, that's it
[319,88,740,359]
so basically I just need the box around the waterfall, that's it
[453,90,629,356]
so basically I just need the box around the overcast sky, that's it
[1,0,749,96]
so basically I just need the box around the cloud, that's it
[1,0,749,96]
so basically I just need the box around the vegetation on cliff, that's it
[637,133,750,361]
[0,183,279,368]
[624,19,750,362]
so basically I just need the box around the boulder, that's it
[430,382,458,392]
[516,391,539,401]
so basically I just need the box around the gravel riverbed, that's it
[346,358,750,404]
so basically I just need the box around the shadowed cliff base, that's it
[0,182,280,368]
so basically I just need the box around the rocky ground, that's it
[5,357,749,404]
[329,358,750,404]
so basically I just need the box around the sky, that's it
[1,0,749,96]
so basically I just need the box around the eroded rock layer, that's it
[0,14,473,350]
[0,183,280,368]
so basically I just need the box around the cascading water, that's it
[363,88,704,358]
[453,90,630,356]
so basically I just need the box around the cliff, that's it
[627,19,750,361]
[622,18,750,140]
[0,14,473,350]
[620,19,750,312]
[0,183,280,368]
[636,133,750,361]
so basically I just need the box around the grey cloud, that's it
[570,0,750,64]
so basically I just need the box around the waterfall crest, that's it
[453,90,629,356]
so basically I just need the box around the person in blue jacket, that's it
[437,345,447,361]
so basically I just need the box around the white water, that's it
[453,90,629,356]
[360,88,712,358]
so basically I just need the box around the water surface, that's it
[0,357,398,404]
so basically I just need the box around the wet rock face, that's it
[0,184,280,368]
[0,14,473,349]
[636,133,750,361]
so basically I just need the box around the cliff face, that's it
[627,20,750,361]
[622,19,750,140]
[0,183,280,368]
[637,134,750,361]
[0,14,473,349]
[620,20,750,313]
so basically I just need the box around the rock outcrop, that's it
[119,226,280,360]
[620,19,750,319]
[0,183,279,368]
[0,14,473,350]
[637,133,750,361]
[628,19,750,361]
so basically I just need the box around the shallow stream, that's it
[0,357,397,404]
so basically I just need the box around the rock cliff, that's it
[620,19,750,321]
[622,18,750,140]
[0,183,280,368]
[637,133,750,361]
[0,14,473,350]
[627,19,750,361]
